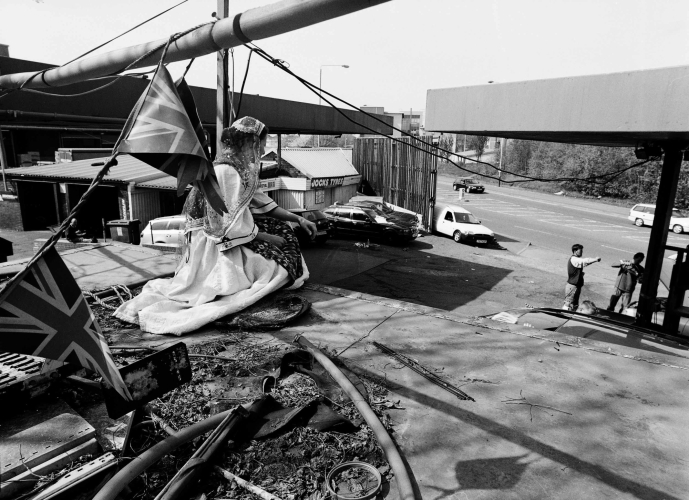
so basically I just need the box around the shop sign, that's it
[259,179,278,191]
[310,177,344,189]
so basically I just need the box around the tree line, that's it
[441,138,686,207]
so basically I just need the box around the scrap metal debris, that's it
[215,465,283,500]
[372,341,475,402]
[1,293,400,500]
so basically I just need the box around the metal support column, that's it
[53,183,61,224]
[636,143,685,327]
[216,0,230,152]
[277,133,282,172]
[0,127,8,191]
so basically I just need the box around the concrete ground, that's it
[5,229,689,499]
[273,286,689,500]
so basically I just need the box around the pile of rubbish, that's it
[0,292,404,500]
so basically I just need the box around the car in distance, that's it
[628,203,689,233]
[140,215,186,246]
[323,205,418,243]
[433,203,495,245]
[287,208,332,244]
[453,177,485,193]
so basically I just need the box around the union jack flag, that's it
[0,248,130,400]
[114,64,226,214]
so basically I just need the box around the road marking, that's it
[469,189,631,220]
[602,244,637,252]
[513,225,565,237]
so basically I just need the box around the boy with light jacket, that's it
[607,252,644,313]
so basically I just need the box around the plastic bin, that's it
[106,219,141,245]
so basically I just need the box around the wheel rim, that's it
[635,219,643,227]
[454,232,461,242]
[674,225,682,234]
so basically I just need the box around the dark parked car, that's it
[453,177,485,193]
[287,209,332,244]
[323,205,418,243]
[346,196,420,227]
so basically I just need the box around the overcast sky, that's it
[3,0,689,113]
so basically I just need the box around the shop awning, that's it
[4,155,177,190]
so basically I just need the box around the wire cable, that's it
[245,42,656,186]
[235,48,253,118]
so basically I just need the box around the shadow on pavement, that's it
[316,237,513,313]
[354,364,683,500]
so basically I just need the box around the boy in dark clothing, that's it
[607,252,645,313]
[563,243,601,311]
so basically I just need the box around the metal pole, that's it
[498,138,504,187]
[636,143,686,327]
[277,133,282,173]
[53,183,61,224]
[0,0,389,90]
[216,0,230,151]
[317,68,322,147]
[0,127,7,191]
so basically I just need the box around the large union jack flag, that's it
[0,248,130,400]
[114,64,226,214]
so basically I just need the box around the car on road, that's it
[323,204,418,243]
[287,209,332,244]
[453,177,485,193]
[433,203,496,245]
[346,196,421,227]
[628,203,689,233]
[140,215,185,246]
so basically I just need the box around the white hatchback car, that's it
[628,204,689,233]
[433,203,496,245]
[140,215,186,246]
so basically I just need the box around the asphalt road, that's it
[436,175,689,290]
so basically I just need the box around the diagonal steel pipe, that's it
[0,0,390,90]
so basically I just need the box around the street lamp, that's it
[317,64,349,147]
[319,64,349,106]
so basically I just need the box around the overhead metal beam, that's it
[0,0,390,90]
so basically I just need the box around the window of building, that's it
[315,189,325,204]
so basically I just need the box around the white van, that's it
[433,203,496,245]
[140,215,186,246]
[628,204,689,233]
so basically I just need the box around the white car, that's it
[433,203,496,245]
[140,215,185,246]
[628,204,689,233]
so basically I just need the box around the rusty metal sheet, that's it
[102,342,191,419]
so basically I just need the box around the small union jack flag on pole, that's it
[0,247,130,400]
[114,63,226,214]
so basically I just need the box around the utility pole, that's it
[216,0,230,153]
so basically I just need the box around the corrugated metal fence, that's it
[353,136,437,230]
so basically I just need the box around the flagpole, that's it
[0,0,390,90]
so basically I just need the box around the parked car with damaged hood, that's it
[323,204,418,243]
[346,196,421,227]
